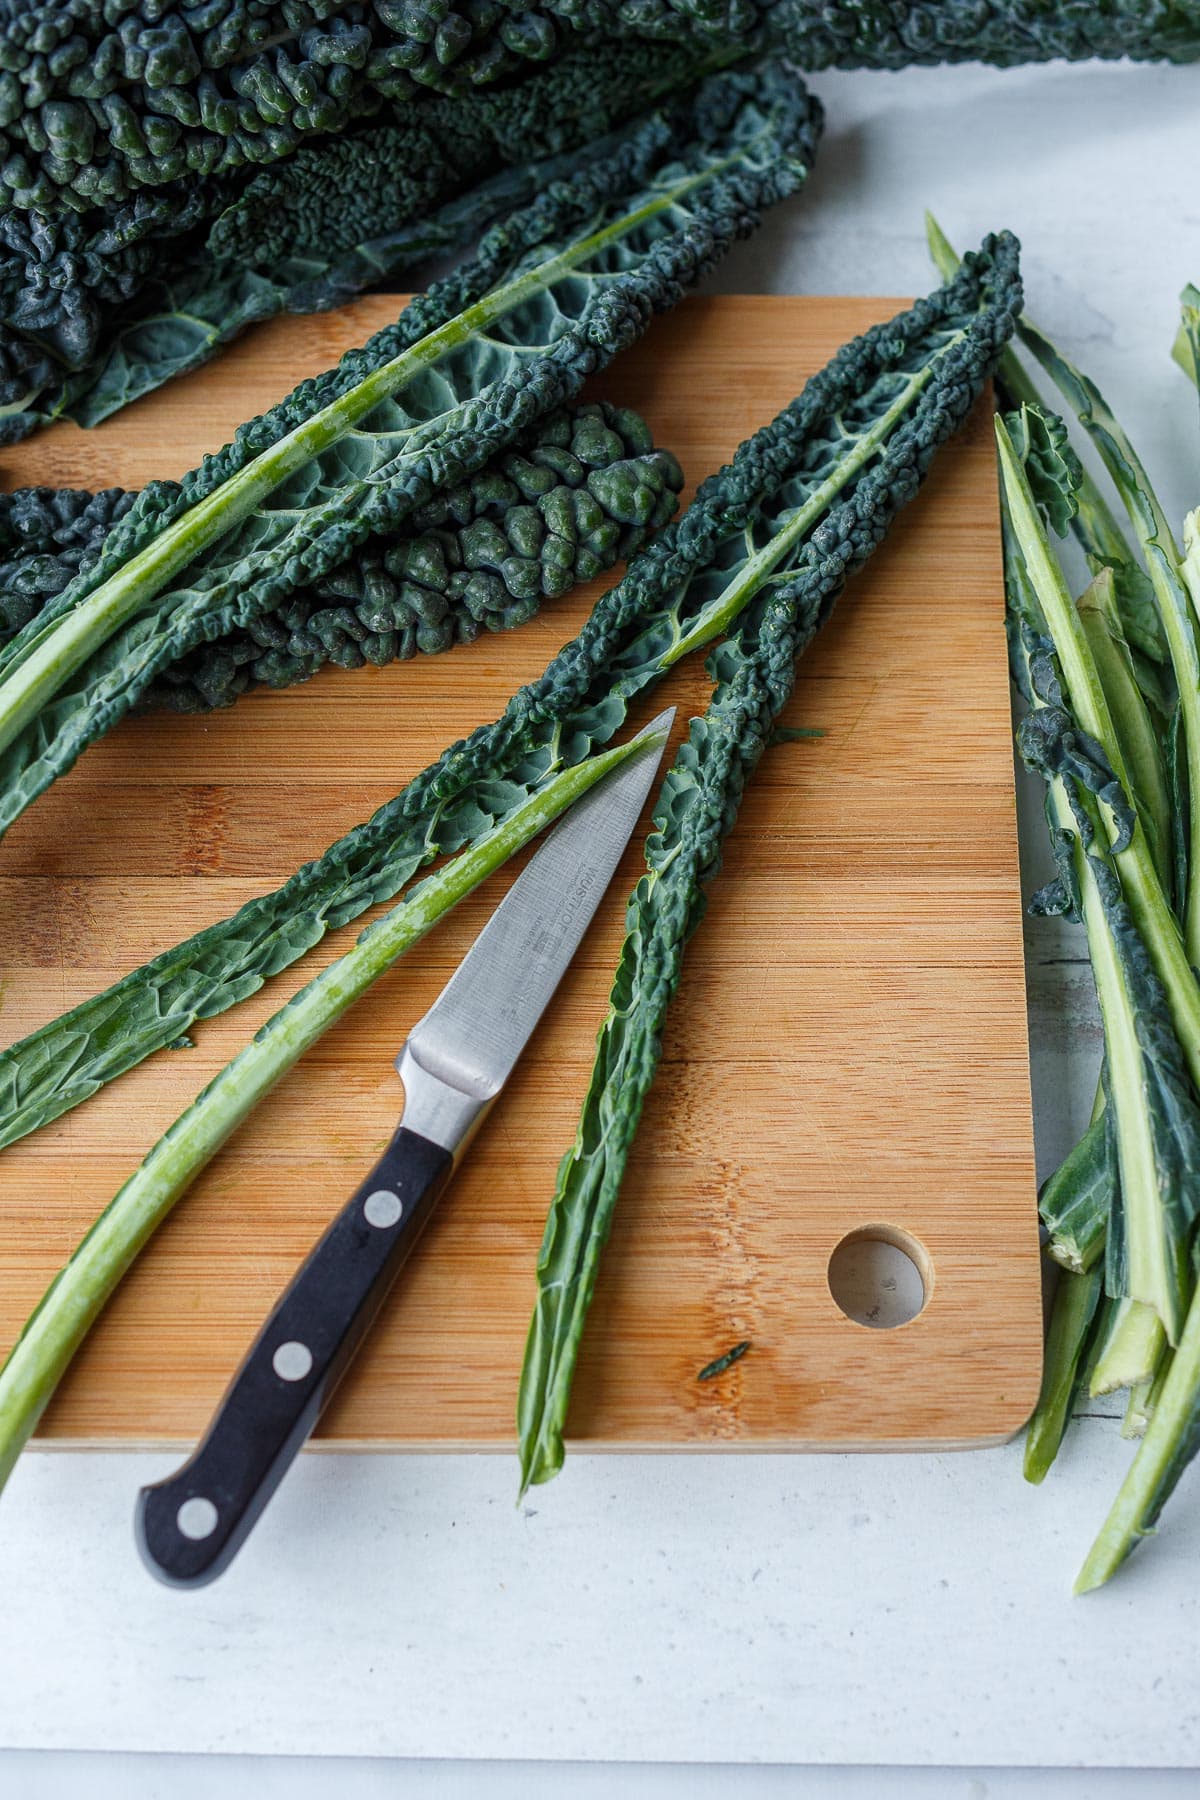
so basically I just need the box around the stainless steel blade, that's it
[395,708,675,1154]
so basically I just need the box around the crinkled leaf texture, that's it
[1004,403,1081,538]
[0,66,822,839]
[0,66,821,1150]
[0,404,684,710]
[0,0,1193,216]
[517,231,1025,1491]
[0,39,719,441]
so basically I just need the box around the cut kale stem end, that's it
[0,721,669,1494]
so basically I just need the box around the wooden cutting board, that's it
[0,295,1041,1456]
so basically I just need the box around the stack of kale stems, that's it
[0,1,1195,1585]
[924,221,1200,1590]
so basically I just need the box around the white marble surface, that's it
[2,55,1200,1791]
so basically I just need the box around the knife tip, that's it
[639,705,677,743]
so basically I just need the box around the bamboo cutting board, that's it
[0,295,1041,1455]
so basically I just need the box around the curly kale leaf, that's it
[1004,403,1081,537]
[516,231,1024,1490]
[0,3,1195,213]
[0,67,820,840]
[0,484,135,645]
[0,1,740,214]
[769,1,1200,71]
[0,404,682,706]
[0,229,1019,1159]
[0,37,720,439]
[155,406,682,708]
[0,2,566,212]
[0,176,226,402]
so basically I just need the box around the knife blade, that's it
[135,708,674,1587]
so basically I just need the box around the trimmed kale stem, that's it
[1091,1300,1166,1397]
[1013,320,1200,963]
[1078,572,1172,889]
[927,213,1152,600]
[1076,1273,1200,1592]
[0,163,717,758]
[998,420,1200,1087]
[1024,1265,1102,1485]
[1003,419,1200,1349]
[0,720,666,1490]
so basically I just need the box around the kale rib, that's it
[0,486,136,646]
[1076,571,1172,894]
[932,222,1189,1317]
[0,233,1017,1161]
[0,67,820,837]
[1000,416,1200,1344]
[1023,1264,1103,1485]
[517,232,1023,1490]
[0,714,674,1494]
[1076,1276,1200,1591]
[1015,321,1200,963]
[0,403,684,710]
[997,421,1200,1101]
[1090,1298,1166,1397]
[946,247,1200,1576]
[927,213,1169,672]
[1039,1114,1111,1274]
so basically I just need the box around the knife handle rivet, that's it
[363,1189,403,1229]
[272,1340,314,1382]
[176,1496,218,1541]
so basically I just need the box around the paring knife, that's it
[135,709,674,1588]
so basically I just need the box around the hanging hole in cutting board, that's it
[827,1225,931,1329]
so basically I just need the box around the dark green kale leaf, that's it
[0,227,1017,1159]
[0,484,135,644]
[0,38,722,440]
[0,2,1194,213]
[0,405,683,708]
[0,68,820,841]
[154,405,683,708]
[518,228,1024,1490]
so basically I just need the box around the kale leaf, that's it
[518,230,1023,1489]
[0,37,720,438]
[0,3,1193,213]
[0,66,821,842]
[0,403,683,709]
[0,229,1018,1162]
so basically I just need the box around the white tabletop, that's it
[2,54,1199,1792]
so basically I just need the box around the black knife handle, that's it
[135,1125,453,1588]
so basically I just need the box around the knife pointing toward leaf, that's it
[135,709,674,1587]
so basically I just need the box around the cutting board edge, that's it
[27,1422,1036,1455]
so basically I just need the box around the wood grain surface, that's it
[0,294,1042,1454]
